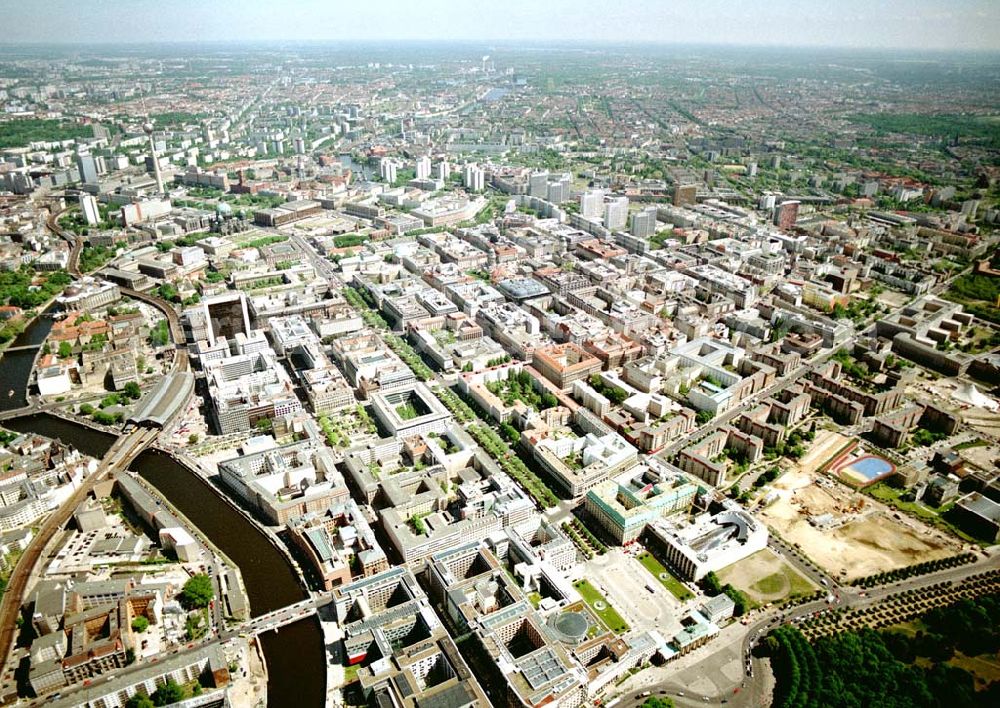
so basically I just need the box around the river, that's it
[0,307,55,411]
[1,414,327,707]
[339,154,374,181]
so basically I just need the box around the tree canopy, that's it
[152,679,185,706]
[124,694,154,708]
[180,573,213,609]
[768,595,1000,708]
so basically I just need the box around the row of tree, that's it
[851,553,976,588]
[466,424,558,508]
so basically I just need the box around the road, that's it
[765,535,837,593]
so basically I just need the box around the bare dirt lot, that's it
[797,429,853,474]
[757,436,962,581]
[716,548,816,606]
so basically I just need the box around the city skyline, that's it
[0,8,999,707]
[3,0,1000,51]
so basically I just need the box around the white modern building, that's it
[647,505,768,581]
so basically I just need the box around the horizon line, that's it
[1,38,999,55]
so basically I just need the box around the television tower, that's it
[143,120,165,195]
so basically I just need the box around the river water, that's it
[1,414,327,707]
[0,309,55,411]
[339,154,374,181]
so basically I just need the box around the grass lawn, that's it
[952,439,987,451]
[751,569,815,599]
[343,664,360,684]
[752,573,786,595]
[637,551,694,601]
[718,549,817,606]
[572,579,629,634]
[949,651,1000,688]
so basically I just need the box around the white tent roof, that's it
[952,383,999,412]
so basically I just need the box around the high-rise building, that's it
[294,137,305,154]
[774,200,800,231]
[435,160,449,181]
[580,190,603,219]
[76,153,99,185]
[529,171,549,198]
[415,156,431,180]
[547,179,569,204]
[462,164,484,192]
[631,206,658,239]
[79,194,101,226]
[380,158,398,184]
[673,183,698,207]
[604,196,629,230]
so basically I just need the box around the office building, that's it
[202,292,251,346]
[585,464,698,544]
[630,206,658,239]
[415,156,431,180]
[604,196,629,230]
[646,504,768,581]
[79,194,100,226]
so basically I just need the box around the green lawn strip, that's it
[572,579,629,634]
[637,551,694,601]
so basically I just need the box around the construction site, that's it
[755,430,963,582]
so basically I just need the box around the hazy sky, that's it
[3,0,999,51]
